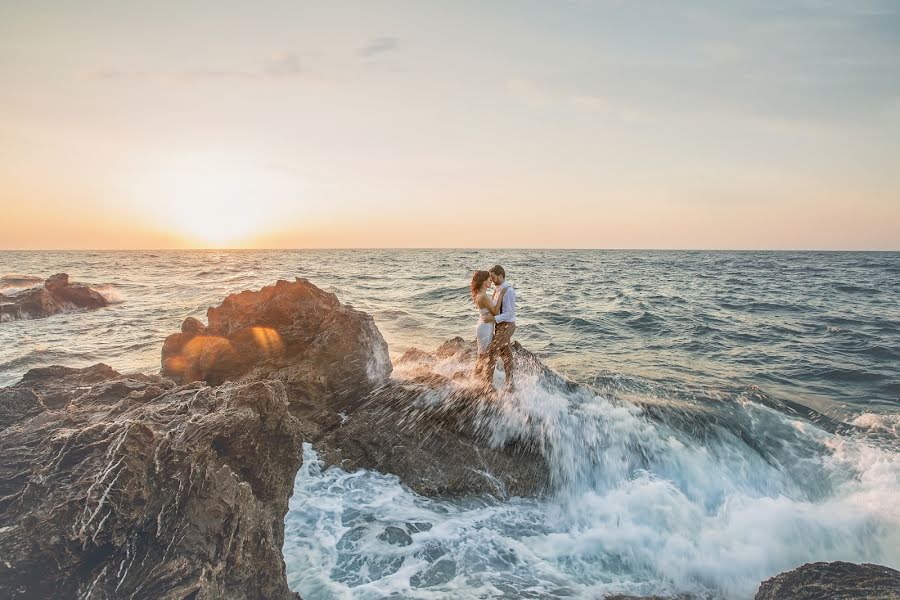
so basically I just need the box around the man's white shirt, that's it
[493,281,516,324]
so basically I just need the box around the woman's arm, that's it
[483,287,508,320]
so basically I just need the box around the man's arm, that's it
[495,287,516,323]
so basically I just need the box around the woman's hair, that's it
[471,270,490,301]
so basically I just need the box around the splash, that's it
[284,353,900,599]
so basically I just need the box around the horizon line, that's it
[1,247,898,253]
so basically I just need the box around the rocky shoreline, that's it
[1,277,896,599]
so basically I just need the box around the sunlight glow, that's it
[134,153,301,247]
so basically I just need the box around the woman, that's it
[471,270,507,379]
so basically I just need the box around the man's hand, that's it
[483,314,496,322]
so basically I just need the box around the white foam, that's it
[283,367,900,599]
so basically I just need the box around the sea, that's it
[1,250,898,599]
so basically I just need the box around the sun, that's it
[135,153,300,247]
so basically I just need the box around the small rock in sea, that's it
[0,272,108,321]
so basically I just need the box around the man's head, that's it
[489,265,505,286]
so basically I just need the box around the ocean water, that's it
[1,250,898,599]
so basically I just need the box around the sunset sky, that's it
[2,1,899,249]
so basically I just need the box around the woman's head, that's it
[471,270,491,299]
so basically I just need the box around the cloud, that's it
[358,37,399,58]
[84,51,312,83]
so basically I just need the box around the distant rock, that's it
[0,364,303,600]
[161,278,391,405]
[755,561,900,600]
[0,272,108,321]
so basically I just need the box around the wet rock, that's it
[308,337,552,498]
[44,272,69,291]
[160,282,544,498]
[754,561,900,600]
[0,364,303,600]
[378,526,412,546]
[161,278,391,407]
[0,272,108,321]
[410,558,456,588]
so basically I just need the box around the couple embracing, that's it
[470,265,516,391]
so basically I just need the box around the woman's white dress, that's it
[476,305,494,353]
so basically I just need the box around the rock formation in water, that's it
[754,561,900,600]
[161,278,391,404]
[7,278,894,598]
[160,278,546,497]
[306,336,553,497]
[0,364,303,600]
[0,272,108,321]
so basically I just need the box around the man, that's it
[483,264,516,390]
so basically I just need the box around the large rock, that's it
[160,280,546,497]
[161,278,391,406]
[0,272,108,321]
[755,561,900,600]
[0,364,303,600]
[305,336,554,497]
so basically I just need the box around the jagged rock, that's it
[754,561,900,600]
[307,336,554,497]
[0,272,108,321]
[0,364,303,600]
[161,278,391,407]
[0,387,44,429]
[160,282,545,497]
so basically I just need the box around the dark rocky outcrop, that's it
[306,336,554,497]
[0,364,303,600]
[754,561,900,600]
[0,273,108,321]
[159,279,544,497]
[161,278,391,405]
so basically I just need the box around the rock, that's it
[161,278,391,407]
[307,337,553,498]
[0,272,108,321]
[0,387,44,429]
[0,364,303,600]
[159,281,546,497]
[755,561,900,600]
[378,526,412,546]
[181,316,207,336]
[44,272,69,291]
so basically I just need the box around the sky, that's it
[1,0,899,250]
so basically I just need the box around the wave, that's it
[0,273,43,295]
[0,348,85,372]
[284,355,900,600]
[92,284,125,304]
